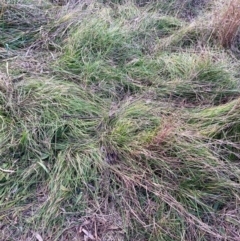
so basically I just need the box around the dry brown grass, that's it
[215,0,240,48]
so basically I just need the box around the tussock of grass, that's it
[157,19,213,50]
[0,78,104,153]
[132,14,183,52]
[189,98,240,171]
[1,1,240,240]
[152,51,240,105]
[190,98,240,141]
[55,11,143,96]
[58,18,141,71]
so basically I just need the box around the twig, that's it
[0,167,15,173]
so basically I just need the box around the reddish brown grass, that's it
[215,0,240,48]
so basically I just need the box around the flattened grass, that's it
[0,0,51,51]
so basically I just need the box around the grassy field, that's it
[1,0,240,240]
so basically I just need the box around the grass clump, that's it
[132,14,183,52]
[57,14,142,72]
[153,51,240,105]
[190,98,240,141]
[156,19,214,51]
[56,13,144,96]
[0,78,104,156]
[188,97,240,169]
[0,77,107,238]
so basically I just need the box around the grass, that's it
[154,51,240,105]
[1,0,240,240]
[214,0,240,49]
[0,0,51,50]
